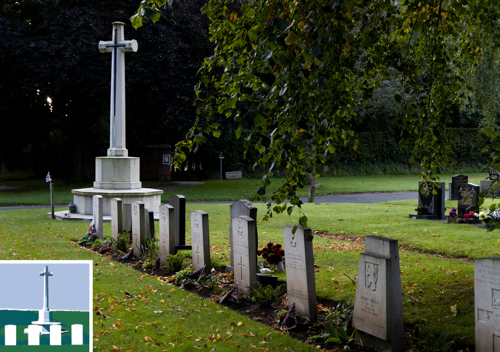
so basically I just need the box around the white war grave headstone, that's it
[353,235,404,352]
[231,215,257,296]
[283,225,317,322]
[93,195,103,240]
[229,200,258,271]
[475,257,500,351]
[111,198,123,241]
[132,201,145,257]
[159,204,175,267]
[191,210,211,272]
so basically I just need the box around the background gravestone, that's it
[122,203,132,234]
[409,182,445,220]
[190,210,211,272]
[159,204,175,267]
[458,183,481,222]
[111,198,123,241]
[283,225,317,322]
[229,200,258,271]
[169,195,190,249]
[449,174,468,200]
[132,201,145,257]
[231,215,257,296]
[475,258,500,351]
[353,236,404,352]
[144,208,155,240]
[92,195,104,239]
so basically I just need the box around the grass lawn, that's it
[0,173,495,350]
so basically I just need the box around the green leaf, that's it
[130,13,143,29]
[235,125,243,139]
[257,185,266,195]
[451,83,461,93]
[394,94,402,103]
[299,215,308,228]
[285,32,298,45]
[483,128,499,139]
[248,29,258,42]
[254,113,266,126]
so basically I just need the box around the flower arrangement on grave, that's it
[463,211,475,221]
[415,205,428,215]
[447,208,457,223]
[257,242,285,265]
[475,209,500,231]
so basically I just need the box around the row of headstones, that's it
[353,235,500,351]
[97,196,319,322]
[410,176,480,220]
[4,324,84,346]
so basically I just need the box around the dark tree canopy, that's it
[0,0,212,180]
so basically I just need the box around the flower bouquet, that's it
[257,242,285,272]
[475,209,500,232]
[447,208,457,223]
[415,205,428,215]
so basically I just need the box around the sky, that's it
[0,260,92,311]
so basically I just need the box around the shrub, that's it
[248,282,283,306]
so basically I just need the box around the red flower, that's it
[279,249,285,256]
[275,244,282,249]
[262,253,268,259]
[267,242,273,248]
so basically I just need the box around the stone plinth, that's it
[72,188,162,216]
[94,156,141,189]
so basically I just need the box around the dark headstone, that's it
[450,175,468,200]
[144,208,155,240]
[169,195,186,246]
[458,183,480,218]
[412,181,445,220]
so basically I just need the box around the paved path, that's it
[0,191,434,212]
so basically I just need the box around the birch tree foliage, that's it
[132,0,500,224]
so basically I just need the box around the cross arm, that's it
[98,40,138,53]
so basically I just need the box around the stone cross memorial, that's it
[449,174,468,200]
[98,21,138,157]
[132,201,145,257]
[353,235,404,352]
[475,257,500,351]
[93,195,104,239]
[191,210,211,272]
[159,204,175,267]
[111,198,123,241]
[169,195,190,250]
[229,200,258,271]
[231,215,257,296]
[283,225,317,322]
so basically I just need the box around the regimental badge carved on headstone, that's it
[353,236,404,352]
[228,200,258,271]
[475,258,500,350]
[365,262,379,292]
